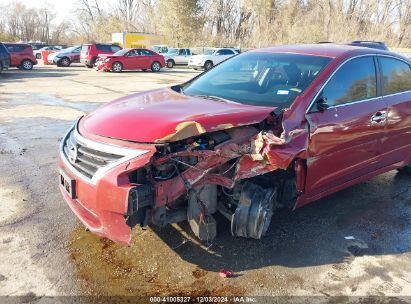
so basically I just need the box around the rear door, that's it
[305,56,387,196]
[377,56,411,167]
[137,49,154,69]
[80,45,90,60]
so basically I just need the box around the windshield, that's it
[204,49,215,55]
[166,48,178,55]
[182,52,332,109]
[113,49,129,56]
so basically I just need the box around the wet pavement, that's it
[0,65,411,302]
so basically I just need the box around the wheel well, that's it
[167,58,175,63]
[20,59,33,66]
[244,158,307,209]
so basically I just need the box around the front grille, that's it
[62,129,124,179]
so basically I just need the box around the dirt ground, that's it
[1,63,411,303]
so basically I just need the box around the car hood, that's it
[79,88,275,143]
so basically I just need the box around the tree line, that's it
[0,0,410,48]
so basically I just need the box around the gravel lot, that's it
[1,64,411,303]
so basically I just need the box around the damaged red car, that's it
[59,44,411,245]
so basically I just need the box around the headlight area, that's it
[124,130,234,240]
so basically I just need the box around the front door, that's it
[305,56,387,197]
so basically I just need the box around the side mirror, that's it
[316,95,329,111]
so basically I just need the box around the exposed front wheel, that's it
[35,53,41,59]
[166,60,174,68]
[21,60,33,70]
[151,61,161,72]
[204,61,213,71]
[112,62,123,72]
[231,182,277,239]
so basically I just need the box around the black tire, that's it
[86,57,96,68]
[112,61,123,72]
[60,57,71,67]
[35,53,41,59]
[0,62,2,73]
[21,60,33,70]
[166,59,174,68]
[398,162,411,174]
[151,61,161,72]
[204,60,213,71]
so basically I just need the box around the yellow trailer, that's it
[112,32,167,49]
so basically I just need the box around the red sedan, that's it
[98,48,165,72]
[59,44,411,245]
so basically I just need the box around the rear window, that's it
[96,44,120,52]
[380,57,411,95]
[81,45,90,51]
[140,49,155,56]
[111,45,121,52]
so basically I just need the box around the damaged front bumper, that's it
[58,124,156,244]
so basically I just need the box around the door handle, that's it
[370,111,387,124]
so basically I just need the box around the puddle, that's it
[68,226,245,296]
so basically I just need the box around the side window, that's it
[140,49,153,56]
[380,57,411,95]
[127,49,138,56]
[225,50,235,55]
[6,45,14,52]
[322,56,376,107]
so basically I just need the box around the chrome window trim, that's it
[59,122,149,185]
[305,53,411,114]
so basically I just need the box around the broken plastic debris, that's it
[344,236,355,240]
[219,268,233,278]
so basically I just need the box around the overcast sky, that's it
[3,0,112,23]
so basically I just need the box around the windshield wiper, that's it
[194,95,235,103]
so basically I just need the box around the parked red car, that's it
[59,44,411,245]
[97,48,165,72]
[4,43,37,70]
[80,43,122,68]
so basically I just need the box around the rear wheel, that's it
[21,60,33,70]
[166,59,174,68]
[204,60,213,71]
[35,53,41,59]
[112,61,123,72]
[60,57,71,67]
[151,61,161,72]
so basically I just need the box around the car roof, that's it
[251,43,399,59]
